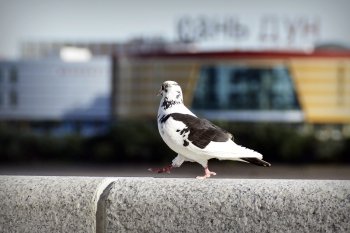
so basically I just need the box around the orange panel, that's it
[290,59,350,123]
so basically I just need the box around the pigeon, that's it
[149,80,271,179]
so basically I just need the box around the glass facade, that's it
[192,65,300,111]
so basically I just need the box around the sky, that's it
[0,0,350,58]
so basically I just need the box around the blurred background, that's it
[0,0,349,179]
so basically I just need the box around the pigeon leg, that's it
[148,165,173,174]
[196,167,217,179]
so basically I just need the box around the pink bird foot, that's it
[196,167,217,179]
[148,165,173,174]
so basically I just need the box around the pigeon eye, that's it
[161,85,165,90]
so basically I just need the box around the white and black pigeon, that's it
[149,80,271,179]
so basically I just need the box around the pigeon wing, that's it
[170,113,232,149]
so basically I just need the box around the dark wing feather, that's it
[240,157,271,167]
[170,113,232,149]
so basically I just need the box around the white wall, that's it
[0,0,349,58]
[0,58,111,120]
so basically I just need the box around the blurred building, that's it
[1,41,350,137]
[20,39,193,59]
[115,49,350,125]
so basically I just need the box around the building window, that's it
[10,67,18,84]
[0,69,3,84]
[9,90,18,107]
[0,69,3,107]
[192,65,300,111]
[0,91,3,107]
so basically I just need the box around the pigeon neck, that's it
[160,96,183,111]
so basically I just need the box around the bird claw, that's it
[196,174,216,179]
[148,165,172,174]
[196,169,216,179]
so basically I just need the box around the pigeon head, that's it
[158,81,183,103]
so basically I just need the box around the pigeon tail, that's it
[233,144,263,159]
[232,144,270,167]
[240,157,271,167]
[210,142,263,161]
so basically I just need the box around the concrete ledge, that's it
[1,176,350,233]
[104,178,350,232]
[0,176,116,233]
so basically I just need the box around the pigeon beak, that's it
[157,88,162,96]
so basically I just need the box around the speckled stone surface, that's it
[0,176,106,233]
[104,178,350,233]
[1,177,350,233]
